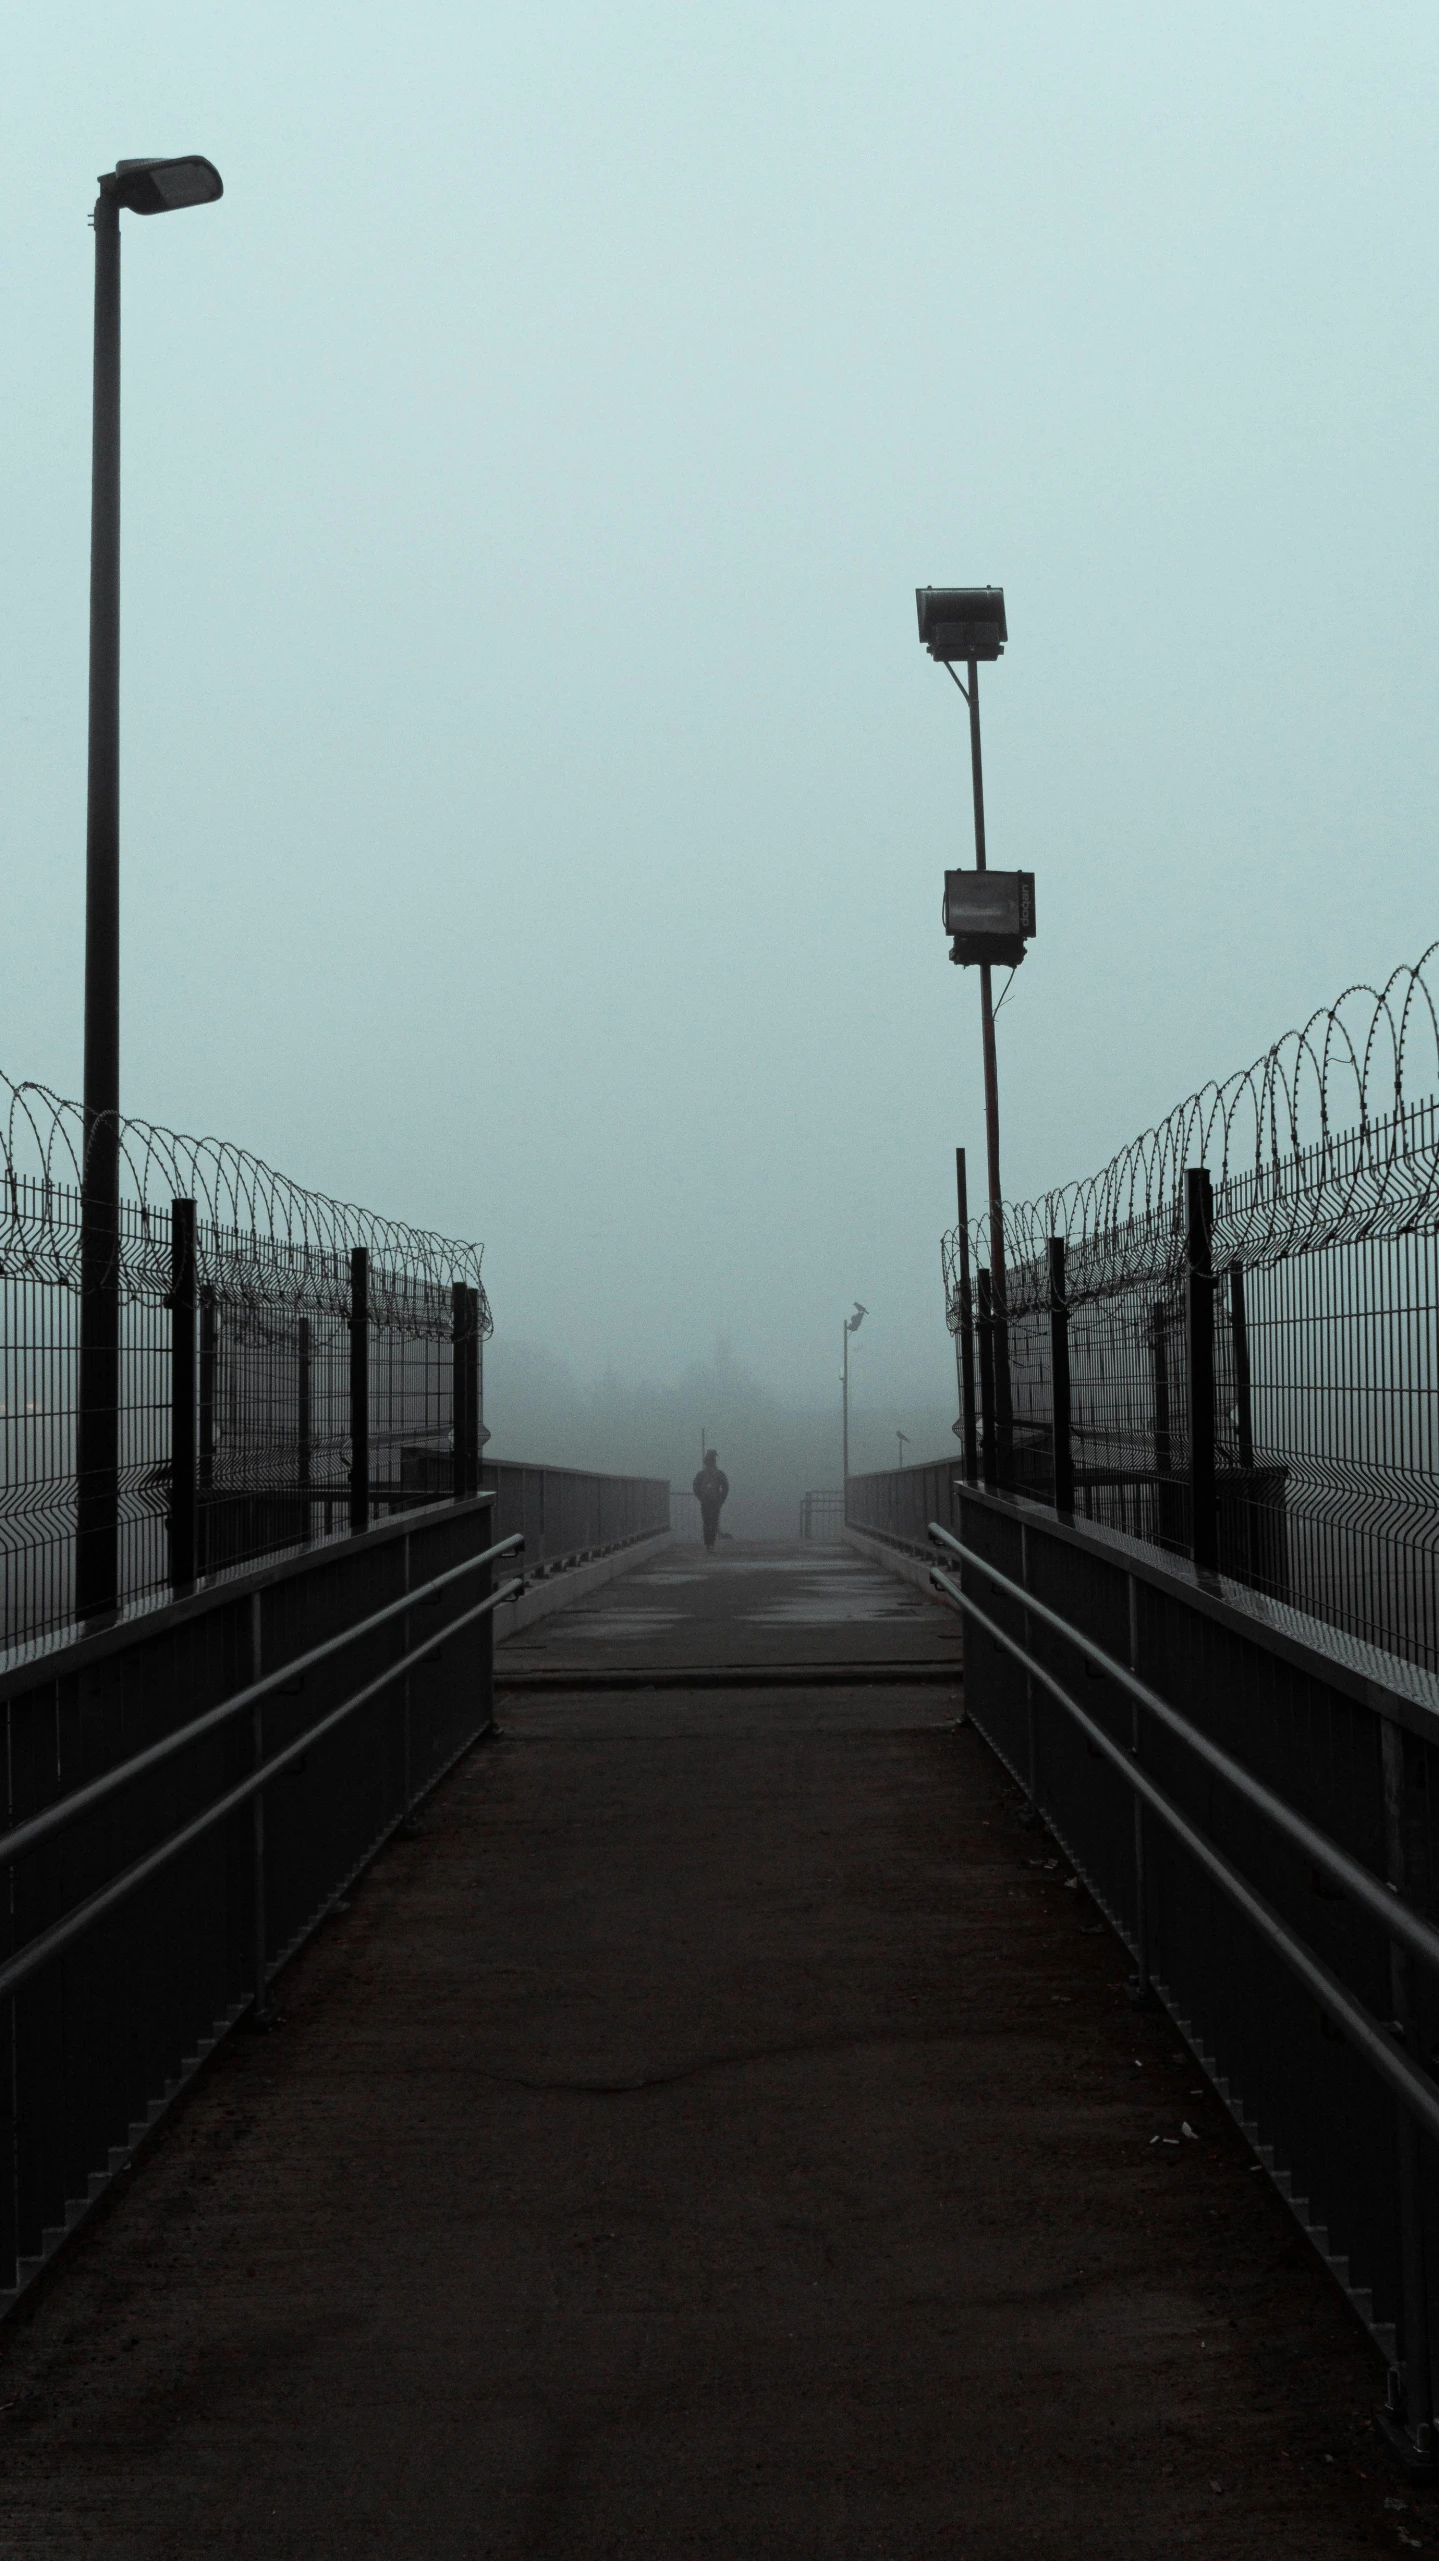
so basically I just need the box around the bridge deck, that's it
[0,1543,1397,2556]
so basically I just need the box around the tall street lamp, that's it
[915,586,1034,1470]
[77,155,223,1621]
[841,1302,867,1484]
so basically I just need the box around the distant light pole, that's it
[897,1430,910,1470]
[841,1303,867,1484]
[76,155,224,1620]
[916,585,1033,1472]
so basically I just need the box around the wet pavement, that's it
[502,1540,964,1676]
[0,1540,1410,2557]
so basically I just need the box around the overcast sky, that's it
[2,2,1436,1434]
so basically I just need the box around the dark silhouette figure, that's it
[692,1450,729,1551]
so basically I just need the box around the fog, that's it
[492,1339,912,1539]
[3,5,1436,1509]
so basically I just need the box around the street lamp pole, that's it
[76,185,122,1620]
[75,155,223,1622]
[841,1301,866,1486]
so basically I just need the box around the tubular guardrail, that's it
[0,1489,510,2318]
[913,1473,1439,2466]
[927,1522,1439,2141]
[0,1457,669,2322]
[0,1532,524,2005]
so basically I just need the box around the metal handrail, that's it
[926,1527,1439,2148]
[927,1519,1439,1976]
[0,1526,522,1874]
[0,1557,524,2005]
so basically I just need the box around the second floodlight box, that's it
[942,870,1036,967]
[915,586,1007,661]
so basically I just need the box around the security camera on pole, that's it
[915,586,1033,1479]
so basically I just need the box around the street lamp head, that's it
[848,1303,867,1334]
[101,157,223,215]
[916,585,1006,663]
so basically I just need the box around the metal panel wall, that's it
[481,1461,669,1569]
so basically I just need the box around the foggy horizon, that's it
[4,3,1436,1444]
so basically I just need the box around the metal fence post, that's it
[74,1239,119,1618]
[349,1246,370,1536]
[977,1269,998,1490]
[294,1321,311,1536]
[169,1199,198,1589]
[75,1182,120,1612]
[297,1313,312,1543]
[1149,1299,1175,1549]
[1229,1257,1255,1584]
[465,1287,481,1497]
[198,1284,216,1575]
[955,1151,979,1485]
[199,1288,216,1486]
[451,1282,468,1502]
[1229,1258,1254,1471]
[1187,1167,1218,1573]
[1048,1234,1073,1518]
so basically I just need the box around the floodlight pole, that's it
[965,657,1005,1315]
[963,657,1012,1462]
[76,182,123,1620]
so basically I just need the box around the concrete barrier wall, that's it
[493,1530,672,1644]
[841,1523,944,1601]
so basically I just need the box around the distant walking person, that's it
[693,1449,730,1552]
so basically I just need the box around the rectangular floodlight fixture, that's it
[916,586,1007,662]
[942,868,1035,967]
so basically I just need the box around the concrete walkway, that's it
[0,1543,1409,2557]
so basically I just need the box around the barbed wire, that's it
[1,1070,491,1339]
[942,945,1439,1320]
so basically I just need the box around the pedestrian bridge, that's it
[0,1533,1386,2557]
